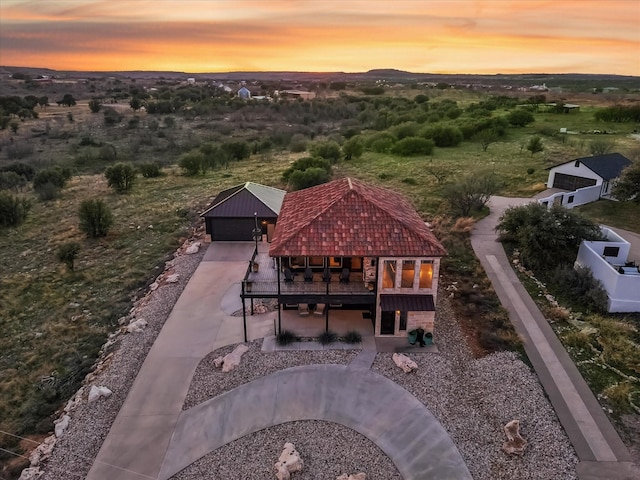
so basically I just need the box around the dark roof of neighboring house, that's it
[269,178,447,257]
[551,153,632,180]
[201,182,286,218]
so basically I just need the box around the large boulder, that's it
[185,242,201,254]
[274,442,303,480]
[502,419,527,455]
[125,318,147,333]
[54,415,70,438]
[214,344,250,373]
[392,353,418,373]
[88,385,113,403]
[18,467,43,480]
[29,435,56,467]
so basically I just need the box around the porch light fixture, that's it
[252,212,262,250]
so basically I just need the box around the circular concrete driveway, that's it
[159,364,472,480]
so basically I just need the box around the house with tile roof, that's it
[540,153,632,208]
[242,178,447,339]
[201,182,286,241]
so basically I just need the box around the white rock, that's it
[216,344,250,372]
[392,353,418,373]
[502,419,527,455]
[213,356,224,368]
[29,435,56,466]
[88,385,113,403]
[126,318,148,333]
[19,467,43,480]
[185,242,201,254]
[166,274,180,283]
[274,442,303,480]
[54,415,70,438]
[149,282,159,291]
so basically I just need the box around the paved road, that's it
[159,364,472,480]
[471,196,638,480]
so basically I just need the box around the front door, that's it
[380,311,395,335]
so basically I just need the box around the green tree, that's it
[0,191,31,227]
[130,97,143,111]
[474,128,501,152]
[496,203,603,271]
[282,157,331,182]
[179,151,206,176]
[442,172,502,216]
[57,94,76,107]
[507,109,535,127]
[342,137,364,160]
[32,166,72,200]
[612,162,640,203]
[526,136,544,155]
[9,120,19,134]
[37,96,49,109]
[421,124,463,147]
[56,242,81,271]
[79,199,113,238]
[104,163,136,193]
[88,98,102,113]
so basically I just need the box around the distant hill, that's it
[1,65,638,90]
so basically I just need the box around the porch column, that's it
[241,284,247,343]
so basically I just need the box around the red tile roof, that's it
[269,178,447,257]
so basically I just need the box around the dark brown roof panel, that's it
[380,294,435,311]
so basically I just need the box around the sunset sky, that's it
[1,0,639,75]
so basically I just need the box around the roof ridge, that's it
[199,184,244,216]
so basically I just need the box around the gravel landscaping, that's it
[37,238,578,480]
[174,298,577,480]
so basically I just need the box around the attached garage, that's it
[552,173,597,191]
[201,182,286,242]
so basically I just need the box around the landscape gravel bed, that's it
[183,342,358,409]
[170,420,402,480]
[39,240,206,480]
[175,298,577,480]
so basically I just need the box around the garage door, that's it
[209,218,255,241]
[552,173,597,190]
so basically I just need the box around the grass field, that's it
[1,86,639,472]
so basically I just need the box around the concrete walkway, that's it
[471,196,638,480]
[158,365,472,480]
[86,242,275,480]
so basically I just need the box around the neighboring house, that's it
[237,86,251,99]
[201,182,286,242]
[575,227,640,313]
[242,178,447,338]
[540,153,632,209]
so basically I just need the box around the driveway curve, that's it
[159,364,472,480]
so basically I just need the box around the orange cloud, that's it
[0,0,638,74]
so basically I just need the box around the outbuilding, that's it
[201,182,286,242]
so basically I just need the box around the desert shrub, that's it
[56,242,81,271]
[342,136,364,159]
[99,144,118,162]
[317,330,338,345]
[442,172,502,216]
[563,331,593,350]
[5,141,34,159]
[0,162,35,180]
[36,182,62,201]
[32,166,71,190]
[527,167,535,175]
[603,382,634,413]
[309,140,341,163]
[549,265,608,312]
[103,107,124,126]
[289,134,308,153]
[79,199,113,238]
[0,191,31,227]
[179,151,206,176]
[138,162,162,178]
[105,162,136,193]
[288,167,330,190]
[365,132,396,153]
[222,140,251,161]
[282,157,331,182]
[421,124,464,147]
[391,137,434,156]
[276,330,299,346]
[497,203,603,271]
[390,121,421,140]
[343,330,362,344]
[0,171,28,191]
[589,138,616,156]
[507,109,535,127]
